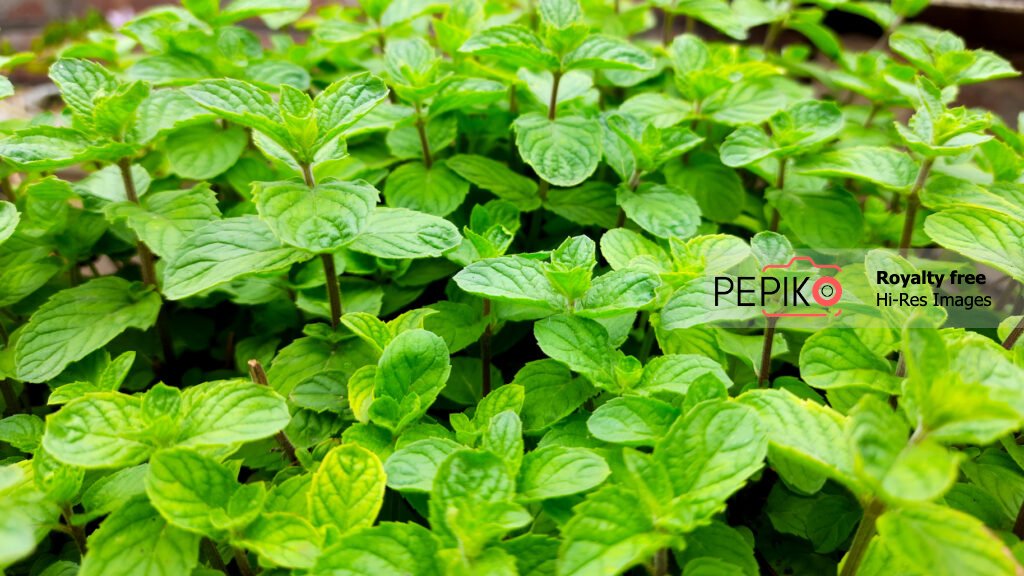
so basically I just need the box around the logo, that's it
[714,256,843,318]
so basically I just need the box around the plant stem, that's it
[233,548,255,576]
[1,379,20,415]
[768,159,785,232]
[617,170,642,228]
[481,299,493,397]
[763,21,782,51]
[202,538,228,574]
[863,103,879,128]
[650,548,669,576]
[1004,315,1024,350]
[248,360,299,465]
[62,504,87,556]
[118,157,174,367]
[548,71,562,121]
[321,254,343,328]
[661,11,675,46]
[758,315,778,388]
[414,102,433,168]
[840,499,885,576]
[300,163,343,328]
[117,158,158,288]
[899,158,933,257]
[638,311,657,363]
[508,85,520,167]
[0,175,13,202]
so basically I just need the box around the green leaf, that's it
[558,485,672,576]
[516,360,594,434]
[544,182,619,228]
[446,154,541,211]
[178,380,291,447]
[534,315,617,388]
[0,506,35,569]
[384,438,464,493]
[587,396,679,446]
[375,329,449,402]
[74,163,151,203]
[346,208,462,259]
[579,269,660,317]
[104,184,221,258]
[48,58,118,119]
[720,126,775,167]
[0,76,12,101]
[796,147,919,191]
[0,415,43,452]
[0,127,132,170]
[799,328,900,393]
[517,446,609,501]
[314,72,390,144]
[563,35,654,71]
[254,178,378,253]
[235,513,321,569]
[702,79,790,126]
[146,447,237,538]
[310,444,386,537]
[877,504,1021,576]
[660,276,760,330]
[385,161,469,217]
[925,207,1024,283]
[42,393,150,468]
[0,201,18,247]
[166,124,248,180]
[16,277,161,382]
[768,188,863,248]
[183,79,292,149]
[637,354,732,396]
[454,255,562,308]
[664,153,745,222]
[738,389,855,493]
[428,450,527,551]
[618,183,701,239]
[313,522,443,576]
[458,25,559,70]
[514,113,602,187]
[79,497,199,576]
[163,216,312,300]
[132,90,216,144]
[849,396,960,503]
[538,0,583,29]
[654,400,767,530]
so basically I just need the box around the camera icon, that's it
[761,256,843,318]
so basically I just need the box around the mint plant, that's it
[2,0,1024,574]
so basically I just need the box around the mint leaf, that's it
[517,446,609,501]
[310,444,386,537]
[385,438,464,493]
[654,400,767,530]
[254,178,378,253]
[384,161,470,217]
[166,124,248,180]
[346,208,461,259]
[515,113,602,187]
[163,216,312,300]
[79,497,199,576]
[42,393,150,468]
[177,380,290,447]
[16,277,161,382]
[587,396,680,446]
[146,447,237,538]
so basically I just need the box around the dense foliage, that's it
[1,0,1024,574]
